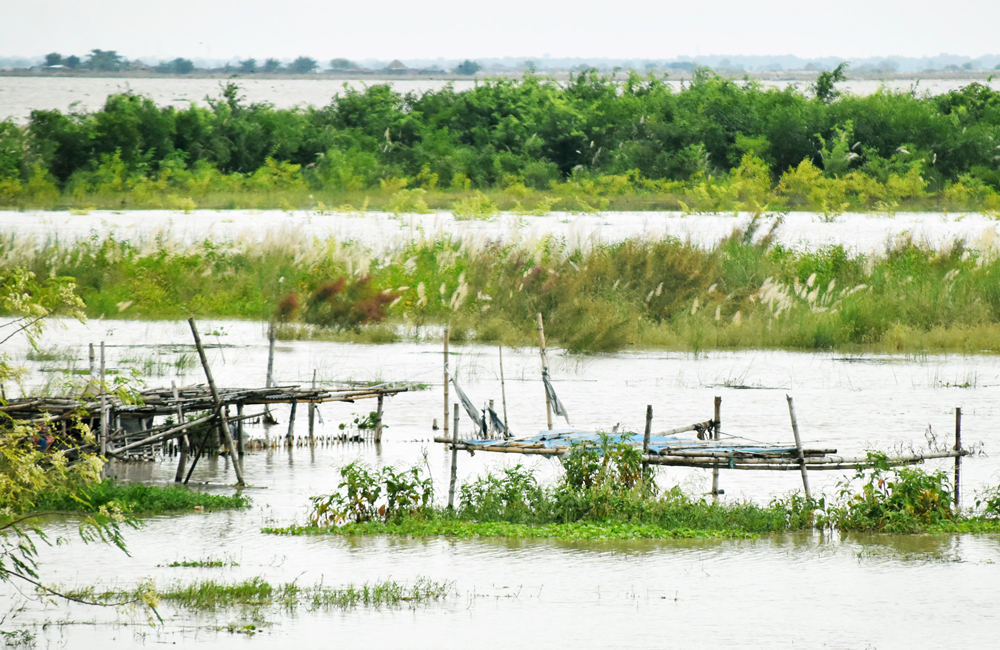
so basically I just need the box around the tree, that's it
[812,61,849,104]
[238,58,257,74]
[64,55,81,69]
[263,58,282,73]
[44,53,62,67]
[156,58,194,74]
[453,60,481,75]
[329,58,357,70]
[86,49,126,72]
[287,56,318,74]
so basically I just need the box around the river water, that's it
[1,317,999,647]
[2,76,998,122]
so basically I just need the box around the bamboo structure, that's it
[536,313,553,431]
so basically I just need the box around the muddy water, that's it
[2,317,1000,647]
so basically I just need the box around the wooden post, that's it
[237,403,245,457]
[448,403,460,509]
[263,322,277,425]
[786,395,812,502]
[188,318,245,485]
[99,342,107,457]
[499,345,510,437]
[954,407,962,512]
[308,369,316,445]
[443,327,450,442]
[711,396,721,500]
[642,405,653,478]
[375,394,384,443]
[286,400,297,447]
[89,343,96,378]
[537,313,553,431]
[172,381,189,482]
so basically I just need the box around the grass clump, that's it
[31,480,251,514]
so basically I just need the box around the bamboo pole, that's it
[954,407,962,512]
[264,322,277,425]
[89,343,96,379]
[172,381,189,482]
[711,396,720,499]
[286,401,297,447]
[375,395,384,443]
[786,395,812,502]
[113,414,215,454]
[443,327,450,444]
[308,369,316,445]
[642,405,653,477]
[499,345,509,437]
[237,403,245,457]
[100,342,107,458]
[537,313,553,431]
[448,403,460,509]
[188,318,245,485]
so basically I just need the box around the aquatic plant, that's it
[309,461,433,525]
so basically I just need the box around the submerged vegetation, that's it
[8,216,1000,353]
[2,71,1000,212]
[265,439,1000,539]
[29,480,251,514]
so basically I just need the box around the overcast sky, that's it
[4,0,998,61]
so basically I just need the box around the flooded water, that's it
[2,317,1000,647]
[4,208,1000,256]
[2,76,997,122]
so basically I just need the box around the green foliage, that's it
[156,58,195,74]
[813,62,849,104]
[32,480,251,514]
[330,58,358,70]
[459,465,549,523]
[287,56,318,74]
[309,461,433,525]
[85,49,126,71]
[453,60,481,75]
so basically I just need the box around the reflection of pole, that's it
[536,313,552,431]
[443,327,450,442]
[448,403,459,509]
[499,346,509,436]
[786,395,812,502]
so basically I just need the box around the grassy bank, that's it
[263,450,1000,541]
[26,480,250,515]
[8,216,1000,354]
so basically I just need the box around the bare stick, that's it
[499,345,510,437]
[308,369,316,445]
[100,342,107,458]
[375,395,384,443]
[236,402,245,457]
[954,407,962,512]
[642,405,653,477]
[188,318,244,485]
[448,403,459,509]
[263,322,278,425]
[286,401,297,447]
[172,380,189,482]
[443,327,450,442]
[711,396,720,500]
[537,313,552,431]
[786,395,812,502]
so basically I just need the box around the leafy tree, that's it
[453,60,481,75]
[329,58,357,69]
[63,55,81,69]
[287,56,318,74]
[86,49,126,72]
[44,53,62,67]
[238,58,257,74]
[813,61,849,104]
[263,58,282,73]
[156,58,194,74]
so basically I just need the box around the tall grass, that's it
[6,219,1000,353]
[30,480,251,514]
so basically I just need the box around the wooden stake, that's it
[172,380,189,482]
[188,318,245,485]
[286,400,297,447]
[711,396,720,499]
[237,403,245,457]
[499,345,509,437]
[375,394,384,443]
[443,327,450,442]
[642,405,653,476]
[89,343,96,379]
[308,369,316,445]
[954,407,962,512]
[264,322,278,425]
[448,403,459,509]
[537,313,553,431]
[786,395,812,502]
[100,342,107,458]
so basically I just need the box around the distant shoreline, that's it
[0,69,996,83]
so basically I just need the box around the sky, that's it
[3,0,998,62]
